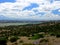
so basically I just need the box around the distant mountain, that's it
[0,15,60,22]
[0,15,10,20]
[0,15,40,21]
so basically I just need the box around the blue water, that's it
[0,22,41,27]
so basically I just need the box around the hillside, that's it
[0,21,60,45]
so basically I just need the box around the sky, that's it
[0,0,60,21]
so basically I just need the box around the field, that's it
[0,21,60,45]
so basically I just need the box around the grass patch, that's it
[23,43,35,45]
[31,34,44,40]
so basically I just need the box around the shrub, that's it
[23,43,35,45]
[31,34,44,40]
[40,39,49,43]
[28,38,31,40]
[56,34,60,38]
[19,40,23,43]
[50,33,55,36]
[0,37,8,45]
[9,36,19,42]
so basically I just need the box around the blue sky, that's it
[0,0,60,20]
[0,0,15,3]
[50,0,54,3]
[52,8,60,15]
[22,3,39,11]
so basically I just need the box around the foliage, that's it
[56,34,60,38]
[9,36,19,42]
[23,43,35,45]
[0,37,8,45]
[40,39,49,43]
[19,40,24,43]
[31,34,44,40]
[0,22,60,39]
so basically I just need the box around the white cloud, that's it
[0,0,60,20]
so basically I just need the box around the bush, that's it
[0,37,8,45]
[19,40,23,43]
[56,34,60,38]
[40,39,49,43]
[31,34,44,40]
[23,43,35,45]
[50,33,55,36]
[9,36,19,42]
[28,38,31,40]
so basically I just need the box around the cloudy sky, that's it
[0,0,60,21]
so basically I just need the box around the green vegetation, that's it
[0,22,60,38]
[23,43,35,45]
[19,40,24,43]
[0,37,8,45]
[31,34,44,40]
[40,39,49,43]
[9,36,19,42]
[56,34,60,38]
[0,22,60,45]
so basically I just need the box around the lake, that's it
[0,22,42,27]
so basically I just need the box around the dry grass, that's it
[6,36,60,45]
